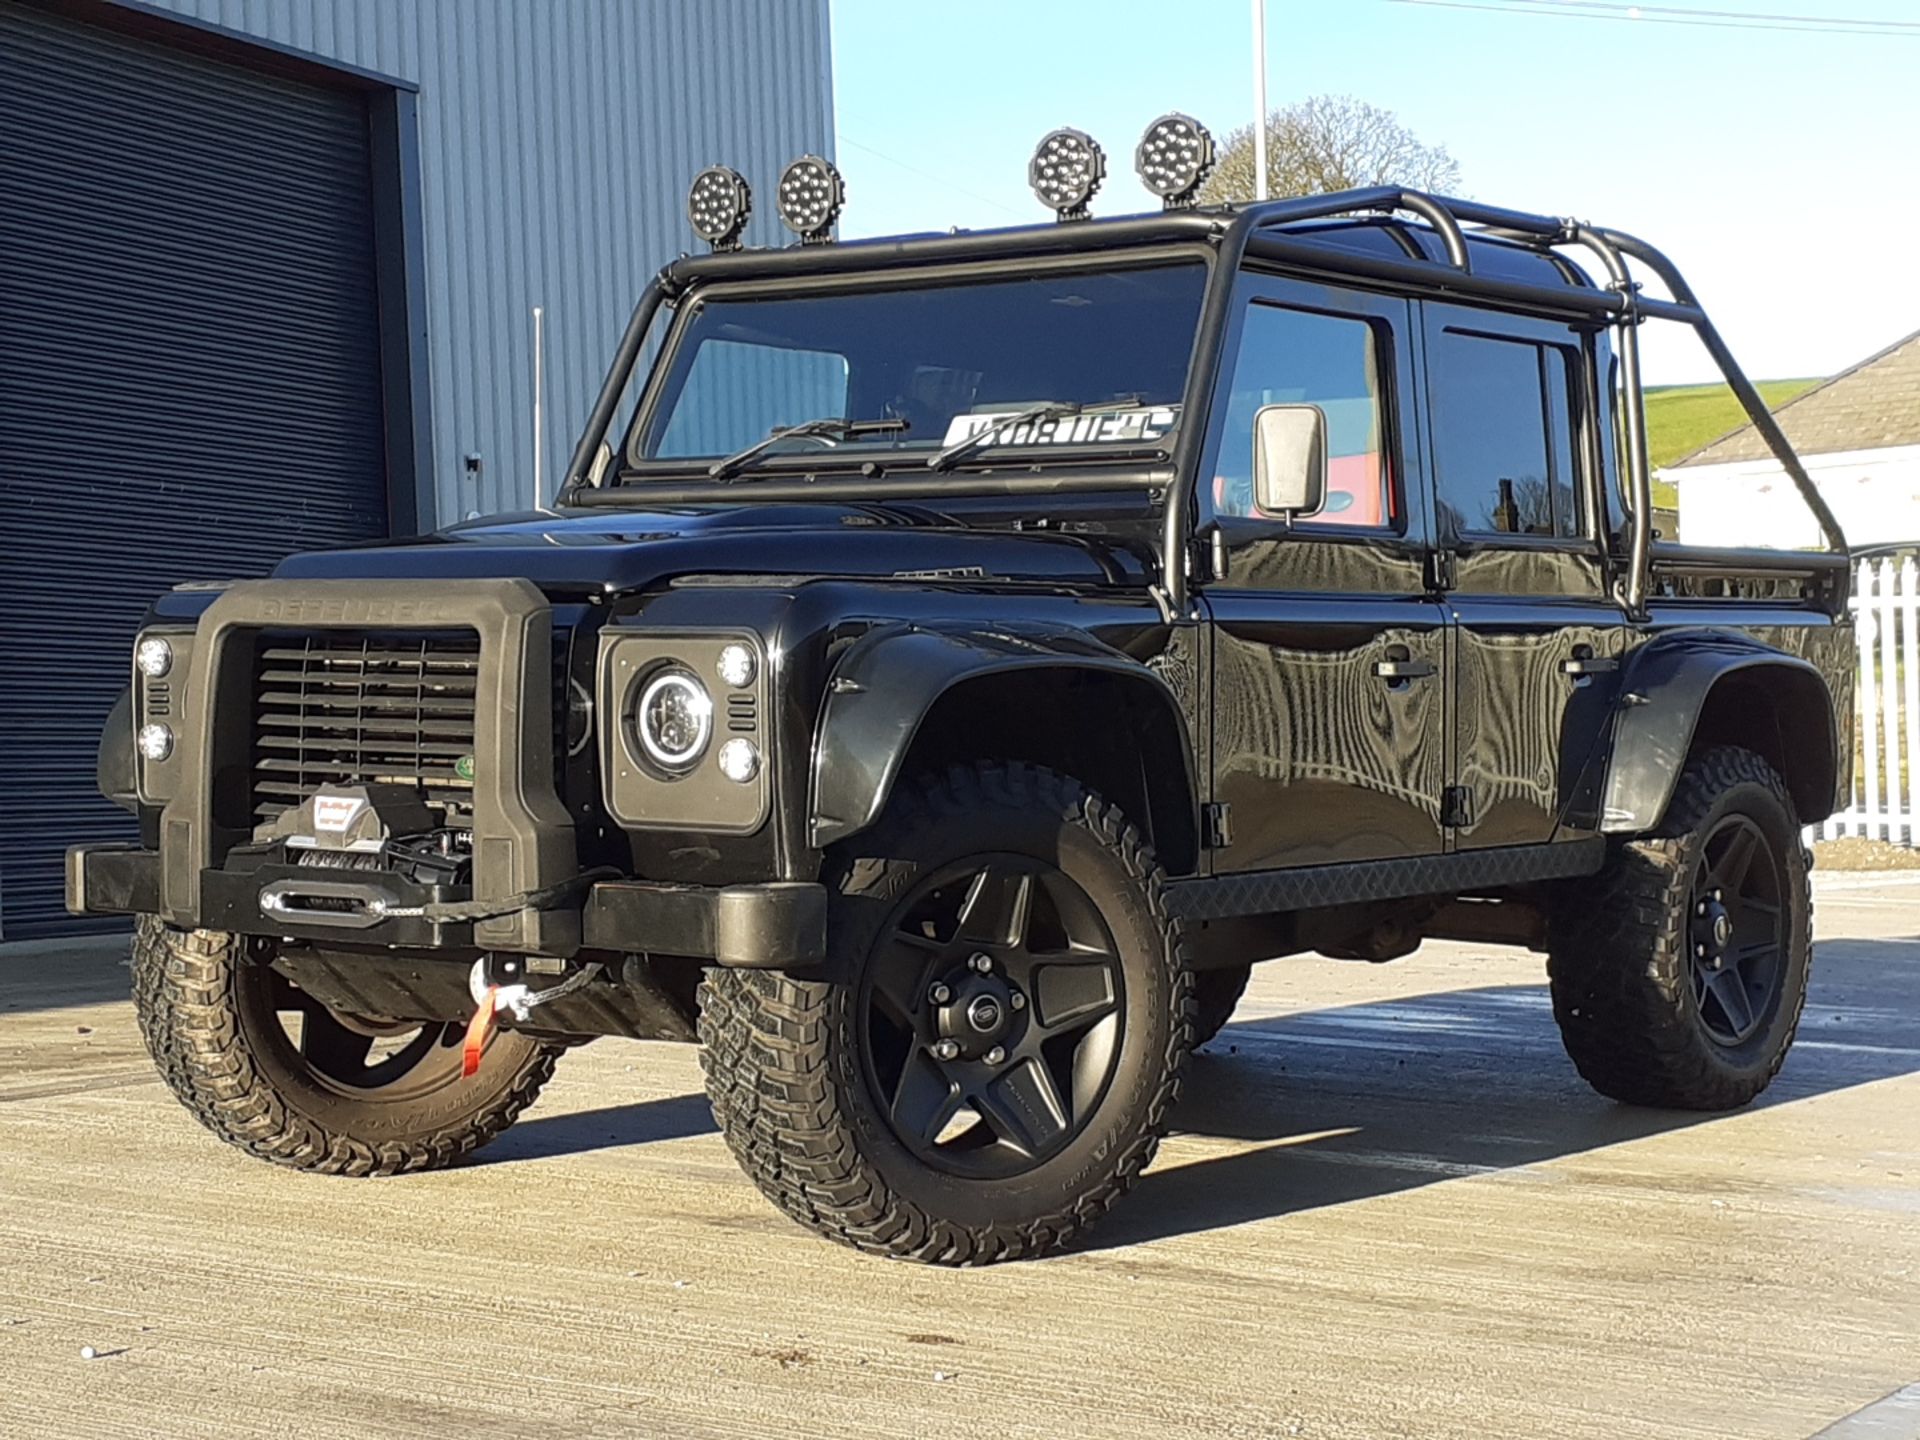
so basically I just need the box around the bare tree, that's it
[1199,94,1461,205]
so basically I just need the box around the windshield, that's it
[627,262,1208,473]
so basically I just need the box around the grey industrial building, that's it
[0,0,836,935]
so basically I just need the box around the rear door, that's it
[1202,274,1449,872]
[1420,302,1625,848]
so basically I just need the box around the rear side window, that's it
[1429,325,1580,541]
[1214,302,1394,530]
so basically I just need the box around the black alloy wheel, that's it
[698,762,1193,1263]
[264,972,471,1099]
[1686,815,1786,1047]
[859,855,1125,1178]
[130,919,561,1174]
[1547,745,1812,1112]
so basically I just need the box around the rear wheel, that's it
[1548,746,1811,1111]
[131,918,558,1174]
[699,762,1193,1263]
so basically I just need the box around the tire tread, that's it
[1547,745,1811,1111]
[131,918,557,1176]
[698,761,1193,1264]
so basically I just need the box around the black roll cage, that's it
[559,187,1847,620]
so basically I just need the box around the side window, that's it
[655,339,849,458]
[1215,302,1392,529]
[1429,325,1581,541]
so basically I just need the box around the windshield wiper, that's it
[708,416,908,481]
[927,403,1079,473]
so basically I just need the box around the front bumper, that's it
[66,844,827,969]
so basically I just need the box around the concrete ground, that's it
[3,874,1916,1440]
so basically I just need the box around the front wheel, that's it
[131,919,559,1174]
[699,762,1194,1263]
[1548,745,1811,1111]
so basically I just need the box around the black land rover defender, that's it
[71,122,1853,1264]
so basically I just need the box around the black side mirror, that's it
[1252,403,1328,519]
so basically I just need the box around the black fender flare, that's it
[98,687,138,816]
[808,620,1197,850]
[1600,629,1839,834]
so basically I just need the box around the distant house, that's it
[1666,329,1920,551]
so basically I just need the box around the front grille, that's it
[250,631,481,827]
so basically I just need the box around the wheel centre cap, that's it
[935,972,1017,1054]
[1696,897,1733,959]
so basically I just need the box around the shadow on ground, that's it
[0,933,134,1014]
[476,932,1920,1254]
[15,919,1913,1254]
[483,1091,718,1161]
[1084,933,1920,1250]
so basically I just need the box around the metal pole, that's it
[1251,0,1269,201]
[532,305,545,511]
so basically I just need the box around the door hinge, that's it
[1202,802,1233,849]
[1441,785,1474,829]
[1425,548,1458,593]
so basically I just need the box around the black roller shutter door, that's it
[0,3,391,937]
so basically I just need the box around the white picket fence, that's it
[1819,556,1920,846]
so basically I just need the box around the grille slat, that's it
[250,630,481,828]
[255,735,473,757]
[254,690,477,714]
[256,668,477,692]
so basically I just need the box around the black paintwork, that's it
[77,193,1855,990]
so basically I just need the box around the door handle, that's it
[1559,655,1620,676]
[1373,658,1436,681]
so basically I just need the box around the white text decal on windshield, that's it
[939,406,1179,448]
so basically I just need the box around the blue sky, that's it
[828,0,1920,384]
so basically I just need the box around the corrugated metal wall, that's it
[1,0,394,934]
[137,0,836,525]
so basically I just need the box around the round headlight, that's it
[137,723,174,762]
[136,636,173,679]
[716,643,757,689]
[717,738,761,784]
[634,669,712,771]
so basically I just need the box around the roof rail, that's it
[1204,187,1846,618]
[559,186,1847,617]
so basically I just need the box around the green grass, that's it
[1646,377,1821,507]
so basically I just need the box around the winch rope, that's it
[376,866,622,924]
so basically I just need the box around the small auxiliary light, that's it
[1028,128,1105,221]
[776,155,845,242]
[1135,112,1215,209]
[687,165,752,251]
[135,636,173,679]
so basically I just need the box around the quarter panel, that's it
[1602,618,1849,831]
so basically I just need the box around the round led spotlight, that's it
[686,165,752,251]
[1029,127,1106,221]
[1135,112,1215,209]
[776,155,845,242]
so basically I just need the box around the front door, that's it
[1420,302,1625,848]
[1203,275,1448,873]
